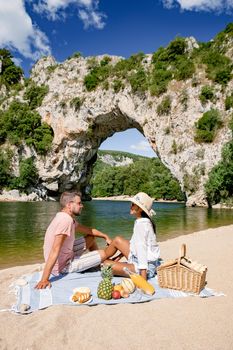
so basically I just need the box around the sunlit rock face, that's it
[11,47,233,206]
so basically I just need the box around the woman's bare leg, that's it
[104,236,130,259]
[103,259,135,277]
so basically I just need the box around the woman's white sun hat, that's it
[130,192,156,218]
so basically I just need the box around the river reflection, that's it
[0,201,232,269]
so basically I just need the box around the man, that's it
[35,191,110,289]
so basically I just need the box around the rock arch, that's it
[40,107,144,195]
[31,55,231,206]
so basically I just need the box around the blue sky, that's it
[0,0,233,157]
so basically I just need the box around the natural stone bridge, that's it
[23,54,232,206]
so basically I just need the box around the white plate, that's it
[69,295,93,305]
[73,287,91,294]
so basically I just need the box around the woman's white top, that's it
[128,218,160,270]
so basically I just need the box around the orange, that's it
[113,284,124,292]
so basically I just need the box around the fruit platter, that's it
[70,265,155,304]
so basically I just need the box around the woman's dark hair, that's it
[141,211,156,233]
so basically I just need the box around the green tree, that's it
[174,57,195,81]
[91,166,116,197]
[0,48,13,70]
[3,65,23,85]
[195,109,222,143]
[0,149,13,188]
[24,83,49,109]
[123,160,150,195]
[10,158,39,190]
[129,68,148,93]
[200,48,232,85]
[84,64,111,91]
[199,86,215,105]
[100,56,112,66]
[0,48,23,86]
[167,37,186,60]
[205,141,233,205]
[0,100,53,154]
[32,123,54,155]
[68,51,82,59]
[90,153,185,201]
[225,94,233,110]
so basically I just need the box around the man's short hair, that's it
[60,192,82,208]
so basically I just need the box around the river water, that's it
[0,200,232,269]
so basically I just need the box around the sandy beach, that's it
[0,224,233,350]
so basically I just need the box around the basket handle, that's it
[178,244,186,265]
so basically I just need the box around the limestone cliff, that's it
[1,33,233,206]
[98,153,133,167]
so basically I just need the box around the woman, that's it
[103,192,160,280]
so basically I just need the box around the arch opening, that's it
[82,125,185,203]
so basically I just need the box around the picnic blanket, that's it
[11,270,222,314]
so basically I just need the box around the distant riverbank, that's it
[92,196,233,208]
[92,195,131,201]
[92,195,182,203]
[0,190,41,202]
[0,191,182,203]
[0,189,56,202]
[1,191,232,209]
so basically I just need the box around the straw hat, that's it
[130,192,156,218]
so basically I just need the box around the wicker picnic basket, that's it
[157,244,207,294]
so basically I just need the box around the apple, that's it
[112,290,121,299]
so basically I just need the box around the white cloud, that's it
[130,140,151,152]
[0,0,105,62]
[78,8,105,29]
[34,0,106,29]
[162,0,233,12]
[12,57,23,66]
[33,0,71,20]
[0,0,51,60]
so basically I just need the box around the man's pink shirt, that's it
[43,212,77,275]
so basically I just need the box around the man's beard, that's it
[73,210,81,216]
